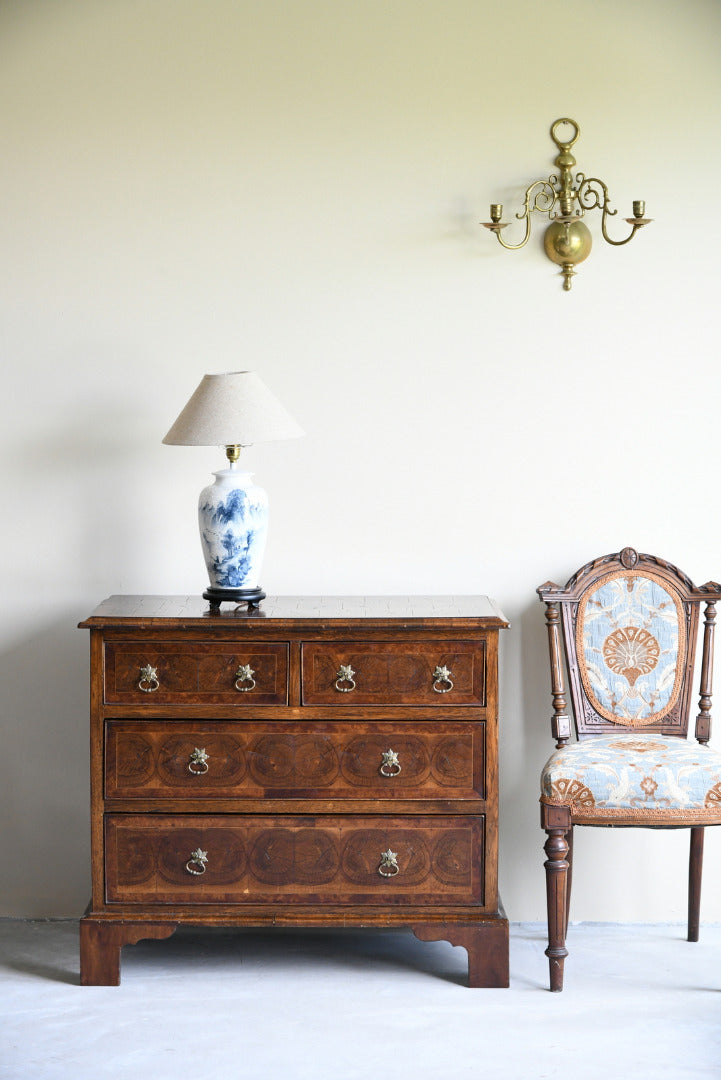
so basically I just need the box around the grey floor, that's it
[1,920,719,1080]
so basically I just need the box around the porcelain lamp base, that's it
[198,466,269,606]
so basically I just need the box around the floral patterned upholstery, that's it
[577,571,685,727]
[541,734,721,824]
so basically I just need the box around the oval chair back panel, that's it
[555,550,701,738]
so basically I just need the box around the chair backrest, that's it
[538,547,720,747]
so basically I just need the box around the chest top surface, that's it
[79,595,509,631]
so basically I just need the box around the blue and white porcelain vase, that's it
[198,468,269,591]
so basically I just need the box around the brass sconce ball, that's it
[543,218,592,266]
[543,218,592,291]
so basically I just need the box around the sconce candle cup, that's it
[483,118,651,290]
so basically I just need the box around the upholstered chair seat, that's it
[541,734,721,825]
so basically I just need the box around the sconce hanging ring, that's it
[550,118,580,150]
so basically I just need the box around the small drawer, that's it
[301,641,486,706]
[104,720,484,800]
[103,641,288,705]
[104,814,484,905]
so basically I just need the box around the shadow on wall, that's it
[2,386,170,917]
[0,616,91,916]
[496,591,559,913]
[70,398,159,590]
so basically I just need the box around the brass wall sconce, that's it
[482,118,651,290]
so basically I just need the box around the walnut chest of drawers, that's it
[79,595,509,986]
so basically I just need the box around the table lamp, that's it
[163,370,304,610]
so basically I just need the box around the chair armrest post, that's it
[544,601,572,747]
[695,598,716,744]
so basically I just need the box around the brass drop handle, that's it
[138,664,160,693]
[185,848,208,876]
[432,665,454,694]
[234,664,256,692]
[188,747,209,775]
[335,664,356,693]
[378,848,400,877]
[379,749,401,777]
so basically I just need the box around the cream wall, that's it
[2,0,720,922]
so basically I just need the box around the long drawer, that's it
[103,641,288,705]
[105,814,484,905]
[301,641,486,706]
[105,720,484,799]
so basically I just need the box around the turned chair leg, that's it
[544,827,570,992]
[688,826,704,942]
[564,826,574,937]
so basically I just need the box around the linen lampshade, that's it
[163,370,304,447]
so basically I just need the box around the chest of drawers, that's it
[79,595,509,986]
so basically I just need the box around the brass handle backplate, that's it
[138,664,160,693]
[432,665,454,694]
[378,848,400,877]
[335,664,356,693]
[234,664,256,692]
[185,848,209,876]
[379,749,401,777]
[188,747,209,775]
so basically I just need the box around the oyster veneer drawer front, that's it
[104,641,288,705]
[301,641,486,706]
[104,814,485,906]
[104,720,484,800]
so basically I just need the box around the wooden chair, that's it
[537,547,721,991]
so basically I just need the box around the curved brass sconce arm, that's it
[482,118,651,290]
[577,177,652,247]
[483,180,556,251]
